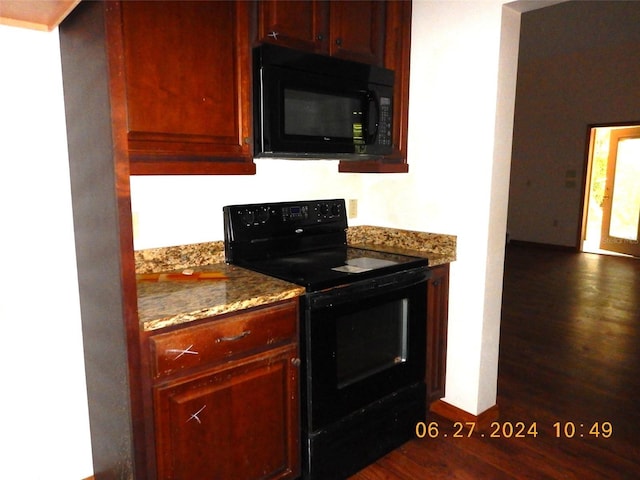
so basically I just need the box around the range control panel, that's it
[223,199,348,261]
[226,199,346,229]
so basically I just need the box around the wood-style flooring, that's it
[351,244,640,479]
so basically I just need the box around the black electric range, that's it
[223,199,427,291]
[223,199,429,480]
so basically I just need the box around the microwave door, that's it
[253,44,395,158]
[281,88,366,154]
[258,66,371,156]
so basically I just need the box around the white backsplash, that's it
[130,159,364,250]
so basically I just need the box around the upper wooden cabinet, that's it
[338,0,412,173]
[257,0,328,55]
[108,1,255,174]
[258,0,412,173]
[328,1,385,66]
[257,0,385,66]
[60,0,411,176]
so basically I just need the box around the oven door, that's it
[303,267,428,432]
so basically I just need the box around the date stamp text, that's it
[415,421,613,439]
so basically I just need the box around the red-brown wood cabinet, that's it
[427,264,450,404]
[257,0,412,172]
[64,0,413,177]
[150,301,300,480]
[257,0,385,66]
[119,1,254,175]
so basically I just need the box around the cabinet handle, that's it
[291,358,301,367]
[268,31,279,40]
[215,330,251,343]
[316,33,324,41]
[335,37,342,47]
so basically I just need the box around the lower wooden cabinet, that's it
[150,301,300,480]
[427,264,450,404]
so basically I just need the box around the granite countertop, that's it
[135,241,226,275]
[134,225,456,331]
[137,263,304,331]
[347,225,456,266]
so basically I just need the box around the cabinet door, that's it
[329,0,385,66]
[118,1,254,174]
[426,264,450,404]
[257,0,328,53]
[338,0,411,173]
[154,345,300,480]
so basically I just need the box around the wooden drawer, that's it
[150,302,297,380]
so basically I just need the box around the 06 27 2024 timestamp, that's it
[415,421,613,439]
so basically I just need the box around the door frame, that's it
[599,126,640,256]
[580,122,640,256]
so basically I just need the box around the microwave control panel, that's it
[377,97,392,146]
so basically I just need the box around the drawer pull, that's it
[166,344,199,360]
[215,330,251,343]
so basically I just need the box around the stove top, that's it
[235,245,427,290]
[223,199,428,290]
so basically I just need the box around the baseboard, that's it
[429,399,499,432]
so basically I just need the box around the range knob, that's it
[256,206,270,223]
[240,209,255,226]
[319,204,330,215]
[331,203,341,216]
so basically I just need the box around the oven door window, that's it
[336,298,408,389]
[306,276,427,431]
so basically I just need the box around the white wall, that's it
[130,160,363,249]
[509,0,640,246]
[0,25,93,479]
[361,0,514,415]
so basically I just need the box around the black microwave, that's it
[253,44,394,159]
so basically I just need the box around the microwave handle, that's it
[366,91,380,144]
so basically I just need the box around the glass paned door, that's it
[600,127,640,256]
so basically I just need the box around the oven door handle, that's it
[307,267,430,310]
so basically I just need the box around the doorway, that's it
[582,125,640,257]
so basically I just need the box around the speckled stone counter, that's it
[135,241,226,274]
[137,263,304,331]
[347,226,456,266]
[135,226,455,331]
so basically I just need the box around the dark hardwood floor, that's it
[351,244,640,479]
